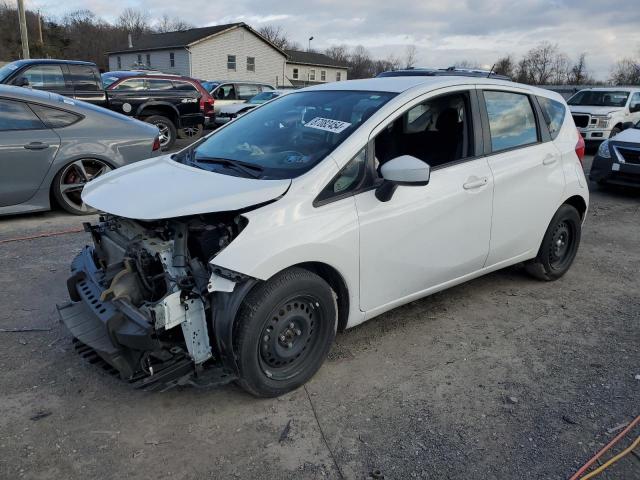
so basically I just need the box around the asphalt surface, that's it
[0,154,639,480]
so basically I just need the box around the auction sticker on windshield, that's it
[305,117,352,134]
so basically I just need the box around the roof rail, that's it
[377,67,511,81]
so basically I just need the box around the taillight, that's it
[200,96,214,114]
[152,136,161,152]
[575,128,585,165]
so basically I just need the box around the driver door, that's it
[354,87,494,314]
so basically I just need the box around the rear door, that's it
[0,98,60,206]
[69,64,107,105]
[477,87,565,266]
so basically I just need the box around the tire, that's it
[52,158,113,215]
[234,267,337,397]
[525,204,582,281]
[177,124,204,140]
[609,126,621,139]
[144,115,176,151]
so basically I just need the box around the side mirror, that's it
[629,103,640,113]
[15,77,29,87]
[375,155,430,202]
[620,121,634,131]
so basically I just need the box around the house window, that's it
[321,70,326,81]
[170,52,175,67]
[137,54,142,64]
[309,69,316,81]
[146,54,151,66]
[246,56,255,72]
[336,71,341,81]
[227,55,236,71]
[117,56,121,69]
[293,68,299,79]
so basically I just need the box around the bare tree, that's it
[155,14,192,33]
[117,7,150,38]
[610,57,640,85]
[404,45,417,68]
[551,52,570,84]
[325,44,349,64]
[521,42,559,85]
[453,59,480,69]
[569,53,590,85]
[494,55,515,78]
[349,45,374,79]
[258,24,295,50]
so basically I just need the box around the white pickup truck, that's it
[568,87,640,141]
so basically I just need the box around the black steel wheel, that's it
[52,159,112,215]
[177,124,204,140]
[526,204,581,281]
[234,267,337,397]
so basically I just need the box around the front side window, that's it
[630,92,640,111]
[214,84,236,100]
[112,78,146,91]
[0,99,44,131]
[568,90,629,107]
[180,90,396,179]
[30,104,81,128]
[309,69,316,81]
[69,65,100,91]
[20,64,66,90]
[537,96,566,139]
[321,70,326,81]
[169,52,175,67]
[374,91,473,171]
[293,68,299,80]
[247,57,255,72]
[146,79,174,90]
[227,55,236,71]
[484,91,538,152]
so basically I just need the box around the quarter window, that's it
[537,96,566,140]
[0,99,44,130]
[227,55,236,71]
[20,64,66,90]
[169,52,175,67]
[172,81,197,92]
[292,68,299,80]
[484,91,538,152]
[247,57,255,72]
[315,147,368,205]
[30,104,81,128]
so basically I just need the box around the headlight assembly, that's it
[597,139,611,159]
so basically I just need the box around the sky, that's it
[27,0,640,80]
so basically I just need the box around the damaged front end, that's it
[57,213,257,391]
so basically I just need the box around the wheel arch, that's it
[563,194,587,219]
[137,103,179,124]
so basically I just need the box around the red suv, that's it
[107,74,215,140]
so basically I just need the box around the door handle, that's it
[463,176,488,190]
[24,142,50,150]
[543,155,557,166]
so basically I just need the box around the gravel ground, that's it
[0,155,638,480]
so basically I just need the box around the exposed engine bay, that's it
[57,213,257,390]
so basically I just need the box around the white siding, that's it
[189,27,286,85]
[285,63,348,86]
[108,49,190,76]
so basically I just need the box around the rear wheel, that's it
[144,115,176,151]
[525,204,581,281]
[52,159,112,215]
[234,267,337,397]
[177,124,204,140]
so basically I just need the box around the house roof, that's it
[285,50,348,69]
[108,23,286,56]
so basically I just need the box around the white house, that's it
[107,23,348,87]
[107,23,288,86]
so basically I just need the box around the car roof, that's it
[575,87,640,92]
[204,80,274,86]
[8,58,96,67]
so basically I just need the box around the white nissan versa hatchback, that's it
[58,76,588,397]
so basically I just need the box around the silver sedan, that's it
[0,85,160,215]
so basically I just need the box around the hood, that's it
[82,155,291,220]
[220,103,258,115]
[610,127,640,143]
[569,106,623,116]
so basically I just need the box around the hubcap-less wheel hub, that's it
[259,298,320,380]
[549,221,571,268]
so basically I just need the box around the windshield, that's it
[179,90,395,179]
[0,62,20,83]
[568,91,629,107]
[248,91,279,104]
[101,74,121,88]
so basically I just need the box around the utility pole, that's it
[37,11,43,45]
[17,0,30,59]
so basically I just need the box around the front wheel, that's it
[525,204,582,281]
[234,267,337,397]
[144,115,176,151]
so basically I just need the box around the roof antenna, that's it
[486,64,495,78]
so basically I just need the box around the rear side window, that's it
[113,79,146,91]
[146,79,174,90]
[69,65,100,91]
[30,104,81,129]
[237,84,260,100]
[484,91,538,152]
[537,96,566,139]
[0,99,44,130]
